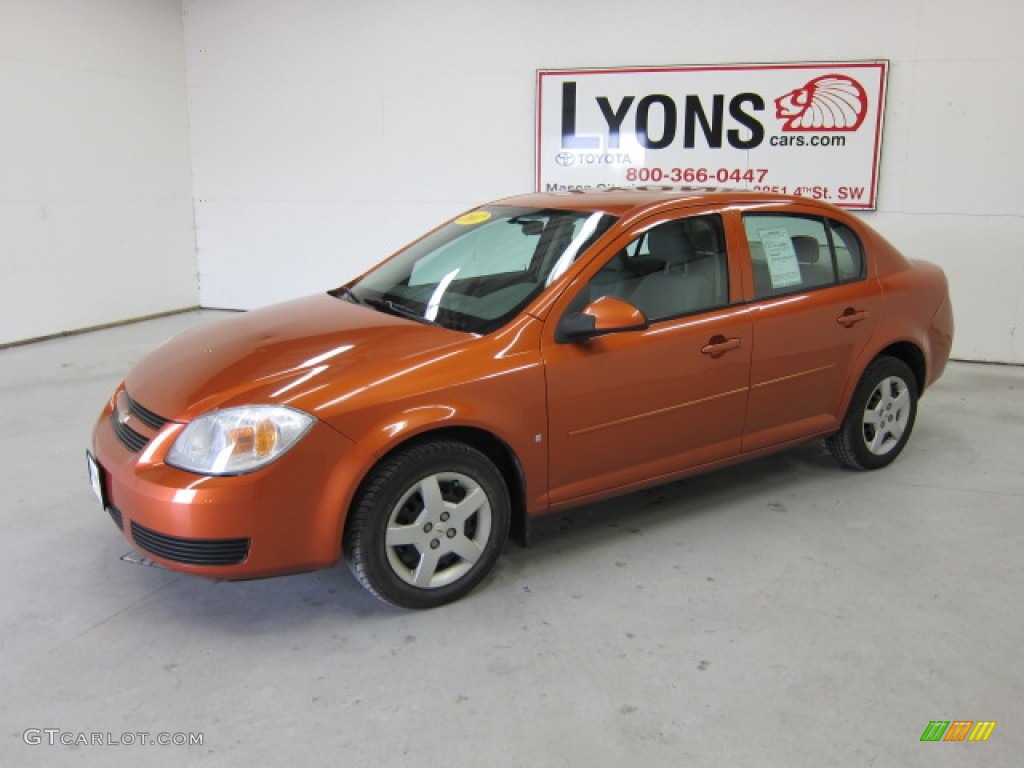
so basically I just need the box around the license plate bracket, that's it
[86,451,106,509]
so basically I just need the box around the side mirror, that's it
[557,295,648,343]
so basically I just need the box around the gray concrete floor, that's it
[1,309,1022,767]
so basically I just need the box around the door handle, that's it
[837,308,869,328]
[701,335,741,357]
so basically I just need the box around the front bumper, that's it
[90,394,362,579]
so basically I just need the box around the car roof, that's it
[489,188,825,218]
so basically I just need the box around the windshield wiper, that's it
[328,286,367,305]
[363,298,441,327]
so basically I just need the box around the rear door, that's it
[738,208,882,451]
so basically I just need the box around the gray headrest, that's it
[648,223,696,264]
[792,235,820,264]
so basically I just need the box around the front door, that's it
[541,211,753,506]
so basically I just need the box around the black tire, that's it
[827,356,919,470]
[343,440,509,609]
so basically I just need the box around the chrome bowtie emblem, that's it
[116,393,132,426]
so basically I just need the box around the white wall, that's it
[0,0,197,346]
[191,3,1021,362]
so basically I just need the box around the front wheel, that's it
[343,440,509,609]
[827,356,919,470]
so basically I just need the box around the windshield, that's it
[341,206,617,334]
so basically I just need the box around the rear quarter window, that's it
[829,220,865,282]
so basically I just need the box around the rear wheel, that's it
[827,356,918,470]
[344,440,509,609]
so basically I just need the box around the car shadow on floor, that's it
[515,439,842,557]
[109,440,846,626]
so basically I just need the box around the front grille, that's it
[107,504,124,531]
[111,416,148,452]
[130,521,250,566]
[124,393,169,431]
[111,392,171,453]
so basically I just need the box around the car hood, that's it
[124,294,471,422]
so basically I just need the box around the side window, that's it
[743,214,837,298]
[830,220,865,282]
[576,214,729,322]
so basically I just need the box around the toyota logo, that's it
[555,152,576,167]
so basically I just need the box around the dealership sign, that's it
[536,61,888,209]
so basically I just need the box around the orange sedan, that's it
[88,189,953,608]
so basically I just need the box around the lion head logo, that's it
[774,75,868,131]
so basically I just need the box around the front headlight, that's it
[166,406,314,475]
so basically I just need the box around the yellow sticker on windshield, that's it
[455,211,491,225]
